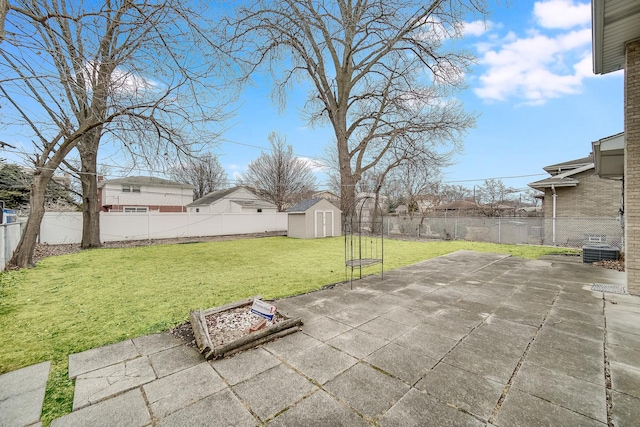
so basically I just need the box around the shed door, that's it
[315,210,334,238]
[315,211,325,237]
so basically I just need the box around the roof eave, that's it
[592,0,605,74]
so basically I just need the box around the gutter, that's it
[551,184,557,245]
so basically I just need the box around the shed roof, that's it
[287,198,324,213]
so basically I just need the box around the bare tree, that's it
[226,0,485,214]
[169,154,229,200]
[237,132,316,211]
[386,161,444,218]
[476,178,517,216]
[1,0,230,266]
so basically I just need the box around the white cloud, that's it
[78,61,159,96]
[298,157,326,173]
[533,0,591,29]
[472,1,598,105]
[463,20,494,37]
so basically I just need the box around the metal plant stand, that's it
[344,196,384,289]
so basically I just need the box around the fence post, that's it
[498,217,501,244]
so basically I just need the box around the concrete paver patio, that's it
[2,249,640,426]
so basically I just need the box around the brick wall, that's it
[626,40,640,295]
[541,169,621,219]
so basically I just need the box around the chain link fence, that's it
[382,215,624,249]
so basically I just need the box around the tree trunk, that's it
[9,171,53,268]
[79,133,102,249]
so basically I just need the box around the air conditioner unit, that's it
[582,244,619,264]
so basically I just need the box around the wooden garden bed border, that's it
[189,295,302,360]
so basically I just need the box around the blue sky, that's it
[217,0,624,194]
[1,0,624,196]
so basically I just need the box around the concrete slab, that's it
[267,390,369,427]
[148,343,203,378]
[284,342,357,385]
[324,362,409,420]
[463,324,531,358]
[526,343,604,386]
[326,329,389,359]
[534,327,602,359]
[52,388,150,427]
[232,364,317,421]
[68,340,138,379]
[501,298,550,316]
[392,326,459,360]
[452,298,498,317]
[609,360,640,399]
[132,332,184,356]
[482,316,538,339]
[608,329,640,351]
[357,317,411,341]
[549,306,605,327]
[0,361,50,427]
[415,362,504,420]
[143,362,226,419]
[419,316,475,340]
[73,356,156,410]
[365,342,437,385]
[327,305,381,328]
[544,316,604,342]
[493,389,605,427]
[607,344,640,367]
[157,389,256,427]
[492,305,545,328]
[605,307,640,334]
[611,390,640,427]
[512,361,607,423]
[378,388,485,427]
[442,342,520,384]
[211,347,281,385]
[379,306,432,327]
[262,331,323,358]
[302,316,353,342]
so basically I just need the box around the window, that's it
[124,207,148,213]
[195,208,200,213]
[122,185,141,193]
[257,208,262,213]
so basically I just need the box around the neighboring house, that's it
[98,176,194,212]
[433,200,480,216]
[186,186,276,213]
[287,198,342,238]
[394,204,409,216]
[528,153,621,219]
[313,190,340,207]
[528,152,622,246]
[592,1,640,294]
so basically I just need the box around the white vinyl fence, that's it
[0,222,25,268]
[39,211,288,244]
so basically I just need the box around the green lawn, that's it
[0,236,576,424]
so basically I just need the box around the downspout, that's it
[551,184,557,245]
